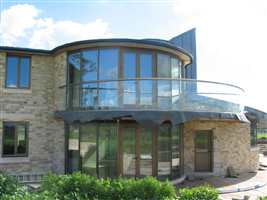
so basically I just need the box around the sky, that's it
[1,0,267,112]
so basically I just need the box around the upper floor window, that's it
[2,122,28,157]
[6,55,31,89]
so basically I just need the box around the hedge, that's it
[1,172,177,200]
[178,185,219,200]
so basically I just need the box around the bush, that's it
[0,173,21,198]
[0,172,177,200]
[2,190,56,200]
[178,185,219,200]
[40,172,177,200]
[258,197,267,200]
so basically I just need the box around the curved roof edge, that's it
[0,38,193,61]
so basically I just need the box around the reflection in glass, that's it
[3,123,16,155]
[81,83,98,108]
[6,56,19,88]
[157,54,171,109]
[171,58,181,107]
[19,58,30,88]
[158,80,171,109]
[68,126,80,173]
[158,123,171,180]
[157,54,171,78]
[67,122,183,180]
[81,50,98,81]
[99,49,119,80]
[99,82,118,107]
[80,124,97,176]
[17,124,27,154]
[68,53,81,108]
[140,53,153,105]
[195,133,209,149]
[140,54,152,77]
[80,50,98,107]
[99,123,118,178]
[99,49,119,107]
[171,127,180,178]
[123,127,136,177]
[123,52,136,104]
[123,81,136,105]
[140,128,152,176]
[172,81,180,108]
[171,58,181,79]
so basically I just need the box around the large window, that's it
[140,53,153,106]
[67,122,182,180]
[67,47,183,110]
[171,58,181,107]
[157,54,171,109]
[2,122,28,157]
[99,49,119,107]
[6,56,30,88]
[81,50,98,107]
[157,123,171,180]
[67,125,80,173]
[123,51,136,105]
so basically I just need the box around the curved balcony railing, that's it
[59,78,244,113]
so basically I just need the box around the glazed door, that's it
[122,127,137,177]
[119,125,153,177]
[194,131,213,172]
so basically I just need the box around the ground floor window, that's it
[66,121,183,180]
[2,122,28,157]
[250,121,257,146]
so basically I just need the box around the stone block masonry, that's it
[0,52,66,175]
[183,120,259,177]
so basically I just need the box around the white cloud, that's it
[172,0,267,111]
[0,4,40,45]
[29,18,110,49]
[0,4,111,49]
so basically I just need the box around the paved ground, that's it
[178,154,267,200]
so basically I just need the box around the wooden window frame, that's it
[66,121,184,180]
[2,121,29,158]
[5,54,31,89]
[194,130,214,172]
[67,47,185,110]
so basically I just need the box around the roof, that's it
[0,38,193,61]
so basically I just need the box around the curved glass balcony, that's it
[60,78,244,113]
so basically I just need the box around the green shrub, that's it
[258,197,267,200]
[0,172,177,200]
[178,185,219,200]
[0,173,21,198]
[2,190,56,200]
[40,172,177,200]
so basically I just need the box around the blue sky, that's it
[1,0,267,112]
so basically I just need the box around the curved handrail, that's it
[58,78,244,113]
[59,78,245,93]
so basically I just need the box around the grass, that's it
[257,133,267,139]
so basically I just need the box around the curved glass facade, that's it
[65,47,244,113]
[67,47,182,109]
[67,121,182,180]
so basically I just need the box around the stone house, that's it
[0,29,259,182]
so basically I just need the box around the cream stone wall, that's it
[183,120,259,177]
[0,52,66,174]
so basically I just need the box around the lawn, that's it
[257,133,267,139]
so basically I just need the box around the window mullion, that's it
[17,57,21,88]
[14,124,18,155]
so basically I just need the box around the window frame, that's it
[2,121,29,158]
[67,47,184,110]
[5,54,31,89]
